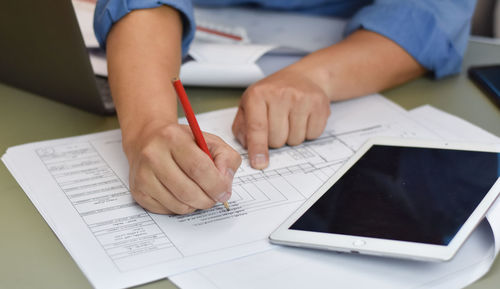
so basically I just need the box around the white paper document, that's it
[171,222,496,289]
[193,6,346,54]
[72,0,99,48]
[170,105,500,289]
[180,42,276,87]
[1,95,462,289]
[182,7,347,86]
[71,1,347,86]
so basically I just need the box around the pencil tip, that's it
[223,202,230,211]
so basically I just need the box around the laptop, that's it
[0,0,114,115]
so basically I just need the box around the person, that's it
[93,0,477,214]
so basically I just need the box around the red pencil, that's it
[195,25,243,42]
[172,77,230,211]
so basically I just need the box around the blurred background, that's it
[472,0,500,38]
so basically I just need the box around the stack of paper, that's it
[3,94,500,289]
[72,1,347,87]
[170,104,500,289]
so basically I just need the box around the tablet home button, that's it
[353,240,366,247]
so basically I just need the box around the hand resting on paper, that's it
[232,67,331,169]
[233,30,427,169]
[124,122,241,215]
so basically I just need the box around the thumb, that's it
[205,133,242,193]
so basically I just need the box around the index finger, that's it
[243,93,269,169]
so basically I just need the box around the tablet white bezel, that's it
[269,137,500,262]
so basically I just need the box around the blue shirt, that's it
[94,0,477,78]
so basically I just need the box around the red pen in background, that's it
[172,77,230,211]
[196,25,243,42]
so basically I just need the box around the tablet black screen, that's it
[290,145,500,245]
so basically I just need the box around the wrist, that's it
[118,101,178,157]
[113,86,180,150]
[121,118,179,159]
[285,52,337,101]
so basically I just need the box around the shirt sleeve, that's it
[93,0,195,57]
[344,0,477,78]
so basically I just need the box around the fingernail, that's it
[217,192,231,203]
[251,154,267,169]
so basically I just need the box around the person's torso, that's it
[192,0,373,18]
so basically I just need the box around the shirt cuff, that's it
[344,2,464,78]
[94,0,195,57]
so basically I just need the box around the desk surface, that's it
[0,41,499,289]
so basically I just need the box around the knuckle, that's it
[130,169,149,191]
[130,190,170,214]
[245,84,263,97]
[199,199,217,210]
[307,121,327,140]
[138,145,157,164]
[247,120,266,133]
[186,160,211,179]
[293,90,306,102]
[275,87,289,100]
[130,188,148,202]
[241,90,255,105]
[176,190,196,205]
[147,207,170,215]
[309,97,330,119]
[173,203,196,215]
[281,87,302,101]
[287,136,305,146]
[306,129,322,140]
[204,178,226,198]
[243,85,267,104]
[308,90,327,107]
[176,188,216,210]
[206,133,222,144]
[307,134,320,141]
[269,135,287,148]
[233,151,243,166]
[158,125,180,143]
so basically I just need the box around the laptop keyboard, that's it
[95,76,115,110]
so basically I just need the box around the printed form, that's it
[3,95,449,289]
[171,105,500,289]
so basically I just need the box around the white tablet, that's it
[270,138,500,262]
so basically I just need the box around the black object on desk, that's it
[0,1,114,115]
[468,64,500,109]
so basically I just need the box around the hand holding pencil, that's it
[121,81,241,215]
[173,77,239,211]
